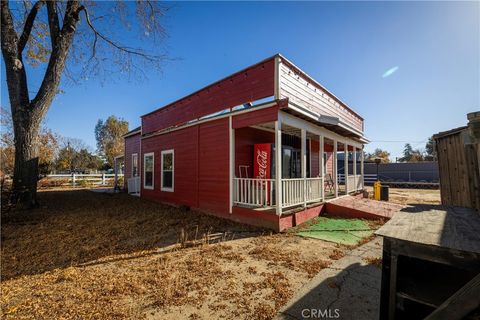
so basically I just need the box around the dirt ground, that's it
[1,190,371,320]
[364,186,441,205]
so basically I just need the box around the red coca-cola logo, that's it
[257,149,268,178]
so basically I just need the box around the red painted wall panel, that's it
[235,127,275,178]
[232,105,278,129]
[325,152,334,177]
[141,126,199,208]
[198,118,230,213]
[310,139,318,177]
[124,133,141,188]
[142,59,275,134]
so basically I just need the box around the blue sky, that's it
[1,1,479,159]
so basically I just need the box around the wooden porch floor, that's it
[326,196,406,219]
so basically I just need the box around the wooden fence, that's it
[43,173,124,187]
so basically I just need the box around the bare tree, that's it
[1,1,167,208]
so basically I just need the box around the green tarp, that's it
[295,217,374,245]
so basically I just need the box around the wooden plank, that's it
[425,273,480,320]
[379,238,392,320]
[375,206,480,254]
[278,63,363,132]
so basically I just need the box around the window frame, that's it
[132,153,138,177]
[161,149,174,192]
[143,152,154,190]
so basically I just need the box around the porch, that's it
[230,110,365,216]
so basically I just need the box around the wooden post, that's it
[345,142,349,194]
[301,128,307,207]
[320,135,324,201]
[353,146,357,191]
[275,120,282,215]
[361,146,364,190]
[102,173,106,185]
[229,116,234,214]
[333,140,338,198]
[72,173,76,187]
[114,157,118,191]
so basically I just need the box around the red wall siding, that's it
[232,105,278,129]
[142,59,275,134]
[141,126,199,208]
[310,139,319,177]
[325,152,334,177]
[140,118,230,214]
[198,118,230,213]
[235,127,275,178]
[124,133,141,188]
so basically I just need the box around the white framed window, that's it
[143,152,154,189]
[132,153,138,177]
[161,149,174,192]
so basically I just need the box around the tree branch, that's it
[47,1,60,49]
[1,0,31,109]
[18,1,45,53]
[31,0,81,120]
[78,5,164,62]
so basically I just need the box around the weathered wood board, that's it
[375,205,480,254]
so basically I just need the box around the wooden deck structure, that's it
[376,205,480,319]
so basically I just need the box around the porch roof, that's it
[279,102,369,144]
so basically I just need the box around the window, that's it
[132,153,138,177]
[143,153,154,189]
[161,150,174,192]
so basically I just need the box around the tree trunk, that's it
[1,0,81,209]
[11,116,41,208]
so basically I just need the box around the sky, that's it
[1,1,479,160]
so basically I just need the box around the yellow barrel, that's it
[374,181,381,201]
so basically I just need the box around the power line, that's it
[369,140,427,143]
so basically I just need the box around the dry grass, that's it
[363,256,382,268]
[365,186,441,205]
[1,189,351,320]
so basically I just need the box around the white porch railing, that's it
[305,177,323,203]
[355,174,363,190]
[282,178,304,208]
[127,176,141,194]
[233,178,275,207]
[234,177,324,209]
[339,174,364,193]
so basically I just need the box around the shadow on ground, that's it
[276,256,381,320]
[1,189,266,280]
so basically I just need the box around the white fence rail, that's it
[233,178,275,207]
[44,173,123,187]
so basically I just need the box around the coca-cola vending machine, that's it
[253,143,273,179]
[253,143,274,203]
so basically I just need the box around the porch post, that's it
[229,116,234,214]
[344,142,349,194]
[275,120,282,215]
[301,128,307,207]
[333,139,338,198]
[353,146,357,191]
[319,135,324,201]
[361,146,365,190]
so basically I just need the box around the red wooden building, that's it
[124,54,368,231]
